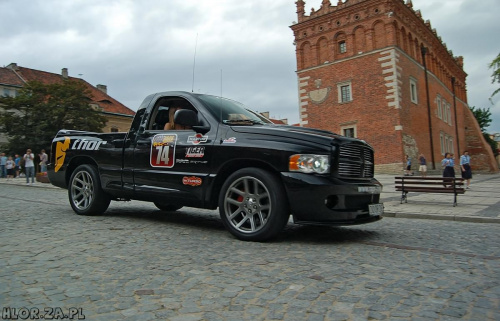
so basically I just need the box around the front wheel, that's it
[68,164,111,215]
[218,168,290,241]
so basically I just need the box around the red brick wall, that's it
[291,0,498,173]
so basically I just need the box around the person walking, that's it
[24,149,35,185]
[418,153,427,177]
[460,150,472,189]
[0,152,7,178]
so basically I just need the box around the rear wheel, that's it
[154,202,183,212]
[68,164,111,215]
[218,167,289,241]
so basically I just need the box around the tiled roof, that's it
[0,68,24,87]
[1,65,135,116]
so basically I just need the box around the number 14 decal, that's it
[151,134,177,168]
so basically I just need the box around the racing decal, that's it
[187,133,208,145]
[54,137,71,172]
[186,146,205,158]
[71,139,107,151]
[151,134,177,168]
[176,159,190,164]
[222,137,237,144]
[183,176,202,186]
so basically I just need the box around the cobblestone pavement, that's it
[1,184,499,320]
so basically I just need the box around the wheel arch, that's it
[208,159,285,208]
[65,156,100,187]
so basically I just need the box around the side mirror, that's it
[174,109,198,127]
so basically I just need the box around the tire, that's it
[68,164,111,216]
[154,202,183,212]
[218,167,290,241]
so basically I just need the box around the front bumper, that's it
[281,172,383,225]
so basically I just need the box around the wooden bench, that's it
[395,176,465,207]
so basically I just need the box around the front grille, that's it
[338,143,374,178]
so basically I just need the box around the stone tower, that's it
[290,0,497,172]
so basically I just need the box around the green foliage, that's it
[489,52,500,98]
[484,133,499,157]
[469,106,492,133]
[0,80,107,154]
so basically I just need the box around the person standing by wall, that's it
[39,149,48,172]
[442,152,455,187]
[404,155,413,176]
[24,149,35,185]
[14,154,21,178]
[460,151,472,189]
[418,153,427,177]
[0,152,7,178]
[6,156,15,181]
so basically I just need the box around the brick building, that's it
[290,0,497,173]
[0,63,134,141]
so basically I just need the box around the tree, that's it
[469,106,492,132]
[469,106,498,157]
[0,80,107,154]
[489,52,500,98]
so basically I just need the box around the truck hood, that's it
[231,125,357,146]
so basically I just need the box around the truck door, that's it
[131,99,215,207]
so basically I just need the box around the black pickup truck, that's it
[48,91,383,241]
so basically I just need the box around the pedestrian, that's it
[460,150,472,189]
[14,154,20,178]
[404,155,413,176]
[24,149,35,185]
[442,152,455,187]
[0,152,7,178]
[418,153,427,177]
[6,156,15,181]
[39,149,48,172]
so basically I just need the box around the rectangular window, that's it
[448,137,454,154]
[339,41,346,54]
[337,81,352,103]
[437,95,442,119]
[447,104,452,125]
[442,101,448,122]
[341,85,351,102]
[440,133,444,155]
[2,88,9,97]
[410,78,418,104]
[343,128,355,138]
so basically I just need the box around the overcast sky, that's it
[1,0,499,132]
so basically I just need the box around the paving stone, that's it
[1,183,499,320]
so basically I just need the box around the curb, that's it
[383,212,500,224]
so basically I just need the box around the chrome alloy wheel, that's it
[70,170,95,211]
[223,176,271,234]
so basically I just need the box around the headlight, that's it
[289,154,330,174]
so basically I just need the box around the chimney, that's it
[7,63,19,71]
[96,84,107,94]
[62,68,68,79]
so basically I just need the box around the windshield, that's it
[196,94,272,125]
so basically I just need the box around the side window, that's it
[147,98,200,131]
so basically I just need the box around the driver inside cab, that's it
[164,107,191,130]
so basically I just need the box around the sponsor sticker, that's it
[187,133,208,145]
[151,134,177,168]
[222,137,237,144]
[186,146,205,158]
[183,176,202,186]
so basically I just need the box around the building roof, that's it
[1,63,135,116]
